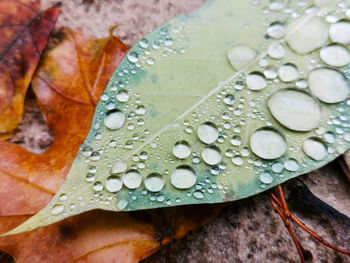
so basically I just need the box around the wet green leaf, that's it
[7,0,350,234]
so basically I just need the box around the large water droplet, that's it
[171,165,197,189]
[286,16,329,54]
[320,45,350,67]
[104,110,125,130]
[303,137,328,161]
[198,122,219,144]
[51,204,65,215]
[105,175,123,193]
[123,170,142,189]
[246,73,267,91]
[227,45,257,70]
[173,141,191,159]
[329,21,350,45]
[201,145,222,165]
[278,64,299,82]
[268,88,321,131]
[308,68,349,103]
[250,127,287,159]
[145,173,165,192]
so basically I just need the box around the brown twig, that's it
[270,185,350,261]
[270,194,305,262]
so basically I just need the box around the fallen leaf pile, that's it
[0,1,222,262]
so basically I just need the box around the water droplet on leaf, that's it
[250,127,287,159]
[145,173,165,192]
[171,165,197,189]
[268,88,321,131]
[123,170,142,189]
[104,110,125,130]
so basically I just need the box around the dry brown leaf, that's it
[0,0,60,136]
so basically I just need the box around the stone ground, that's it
[2,0,350,262]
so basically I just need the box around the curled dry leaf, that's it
[0,0,60,138]
[0,206,221,262]
[0,28,223,262]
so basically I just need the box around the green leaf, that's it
[7,0,350,234]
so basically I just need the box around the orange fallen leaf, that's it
[0,28,223,261]
[0,28,128,216]
[0,0,60,137]
[0,205,221,262]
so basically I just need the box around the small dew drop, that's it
[51,204,65,216]
[230,135,242,146]
[82,146,93,157]
[284,159,299,172]
[127,52,139,63]
[278,64,299,82]
[117,199,128,210]
[93,181,103,192]
[272,162,284,173]
[259,171,273,184]
[86,173,96,183]
[267,43,285,59]
[267,22,286,39]
[232,156,244,166]
[227,45,257,70]
[324,132,336,143]
[223,94,235,105]
[104,110,125,130]
[116,90,130,102]
[193,191,204,199]
[112,161,127,174]
[139,38,149,48]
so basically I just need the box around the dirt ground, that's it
[4,0,350,262]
